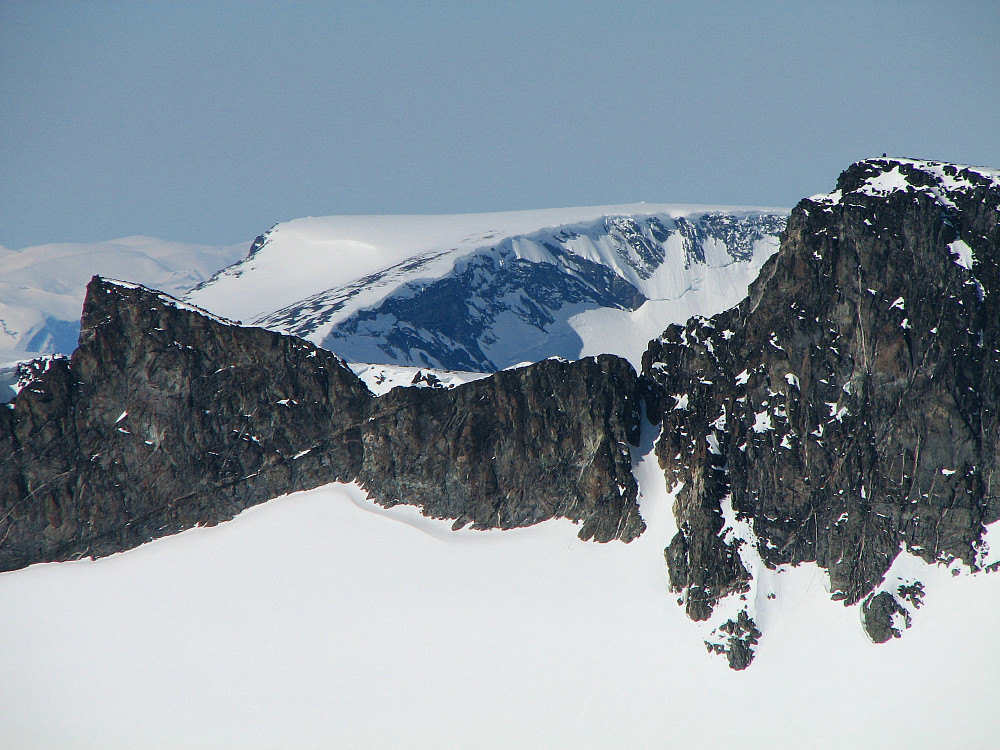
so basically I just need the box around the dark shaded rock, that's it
[410,370,444,388]
[703,610,761,669]
[0,280,372,571]
[896,580,925,609]
[0,278,643,572]
[862,590,911,643]
[719,610,762,670]
[361,356,644,542]
[642,158,1000,644]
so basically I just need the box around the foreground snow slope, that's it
[0,236,247,360]
[1,426,996,749]
[186,205,786,370]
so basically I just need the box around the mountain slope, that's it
[0,236,247,360]
[186,206,787,370]
[2,157,999,686]
[1,464,997,749]
[643,157,1000,666]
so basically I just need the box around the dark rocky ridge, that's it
[2,157,997,673]
[0,278,642,572]
[359,357,643,541]
[643,158,1000,666]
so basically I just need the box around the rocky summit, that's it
[643,158,1000,667]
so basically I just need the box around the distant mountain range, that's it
[186,206,787,371]
[1,206,787,375]
[0,236,246,361]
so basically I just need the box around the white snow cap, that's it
[809,157,1000,205]
[184,204,788,371]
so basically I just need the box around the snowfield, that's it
[0,236,247,361]
[349,361,490,395]
[186,204,786,371]
[1,420,997,749]
[187,204,782,322]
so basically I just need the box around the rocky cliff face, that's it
[3,157,998,672]
[358,356,643,541]
[0,278,642,572]
[0,281,372,570]
[643,158,1000,667]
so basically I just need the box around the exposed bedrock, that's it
[643,158,1000,666]
[0,278,643,572]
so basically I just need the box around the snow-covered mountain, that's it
[3,159,1000,747]
[0,236,247,362]
[2,447,997,749]
[186,205,787,371]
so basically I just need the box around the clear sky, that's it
[2,0,998,250]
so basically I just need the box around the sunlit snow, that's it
[185,205,785,370]
[349,362,489,395]
[0,236,247,361]
[1,421,997,749]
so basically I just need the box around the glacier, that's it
[186,205,787,371]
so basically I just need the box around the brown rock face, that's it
[359,356,643,542]
[0,281,372,570]
[0,279,643,572]
[643,158,1000,666]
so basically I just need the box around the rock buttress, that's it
[359,355,644,542]
[642,158,1000,666]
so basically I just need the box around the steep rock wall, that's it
[643,158,1000,666]
[0,278,643,572]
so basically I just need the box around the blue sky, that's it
[2,1,998,249]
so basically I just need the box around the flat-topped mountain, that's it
[186,205,787,371]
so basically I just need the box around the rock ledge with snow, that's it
[643,157,1000,667]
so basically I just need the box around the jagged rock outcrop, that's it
[358,356,642,540]
[0,278,643,572]
[0,281,372,570]
[4,158,997,672]
[643,158,1000,667]
[861,590,912,644]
